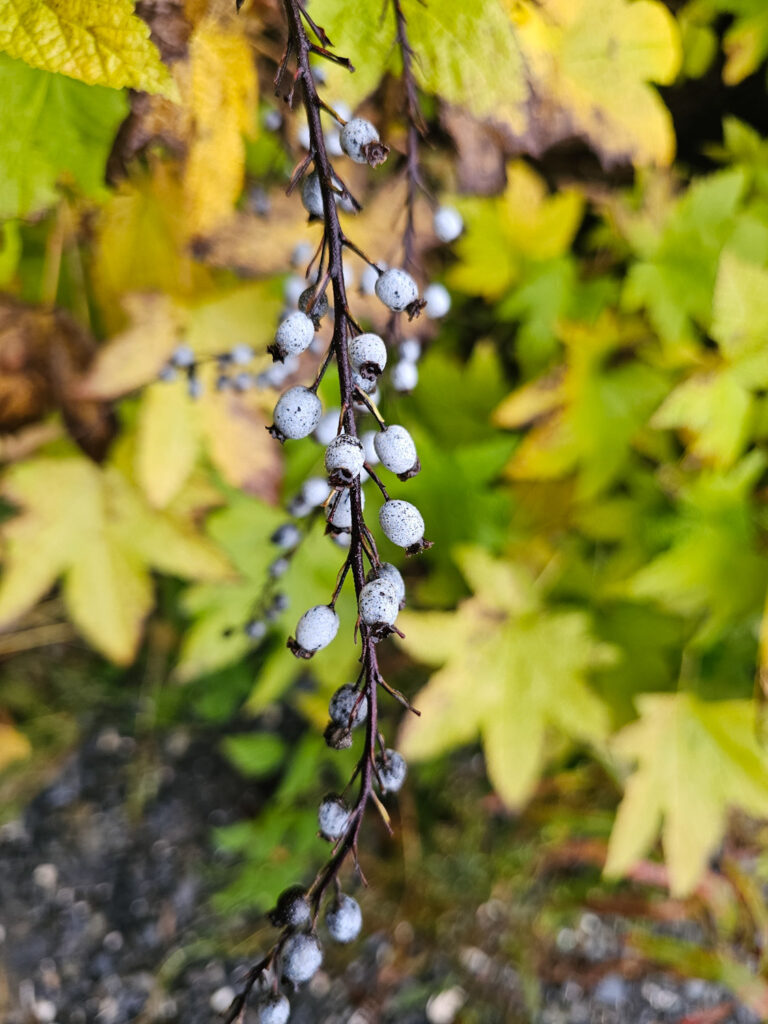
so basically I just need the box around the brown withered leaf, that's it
[0,298,114,461]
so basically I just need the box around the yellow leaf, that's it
[0,723,31,771]
[398,551,613,808]
[511,0,681,167]
[136,379,200,507]
[0,455,232,663]
[182,21,257,236]
[605,694,768,896]
[0,0,176,96]
[78,293,180,399]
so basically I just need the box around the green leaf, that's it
[605,693,768,895]
[0,0,175,95]
[711,250,768,387]
[398,549,615,807]
[0,55,127,218]
[222,733,286,778]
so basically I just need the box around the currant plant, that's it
[220,2,443,1019]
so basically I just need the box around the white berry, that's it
[374,425,419,478]
[433,205,464,243]
[379,499,425,550]
[293,605,339,656]
[282,933,323,985]
[301,476,332,508]
[256,994,291,1024]
[318,794,350,840]
[325,894,363,943]
[273,312,315,360]
[348,333,387,379]
[269,885,311,929]
[366,562,405,608]
[314,409,341,445]
[271,523,301,549]
[424,282,451,319]
[360,430,379,466]
[360,262,384,295]
[301,171,324,218]
[399,338,421,363]
[376,749,407,793]
[325,433,365,486]
[272,387,322,441]
[375,268,419,312]
[329,684,368,728]
[171,343,195,368]
[358,578,399,634]
[391,360,418,392]
[326,486,364,532]
[340,117,380,163]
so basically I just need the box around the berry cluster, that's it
[219,2,465,1020]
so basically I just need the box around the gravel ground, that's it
[0,725,764,1024]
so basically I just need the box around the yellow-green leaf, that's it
[605,693,768,896]
[0,722,32,771]
[0,0,176,95]
[398,551,614,808]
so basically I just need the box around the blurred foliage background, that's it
[4,0,768,1019]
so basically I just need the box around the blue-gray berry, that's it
[271,523,301,549]
[318,794,350,840]
[301,172,324,218]
[329,684,368,728]
[325,894,362,943]
[282,933,323,985]
[171,343,195,368]
[376,749,407,793]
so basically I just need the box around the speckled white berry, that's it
[272,387,322,441]
[293,605,339,656]
[340,117,380,163]
[379,499,425,550]
[256,994,291,1024]
[358,578,399,633]
[376,749,407,793]
[325,434,365,486]
[424,282,451,319]
[433,205,464,243]
[348,333,387,379]
[282,933,323,985]
[366,562,405,608]
[301,172,324,218]
[374,425,419,478]
[318,794,349,840]
[273,312,315,359]
[329,684,368,728]
[326,486,364,531]
[325,894,362,943]
[391,360,418,392]
[375,268,419,312]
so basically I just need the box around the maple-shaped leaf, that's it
[0,0,175,95]
[78,286,283,506]
[651,369,754,469]
[624,452,768,645]
[618,169,752,350]
[448,162,584,300]
[510,0,681,168]
[0,55,127,219]
[605,693,768,896]
[0,454,232,664]
[494,313,667,499]
[398,547,615,808]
